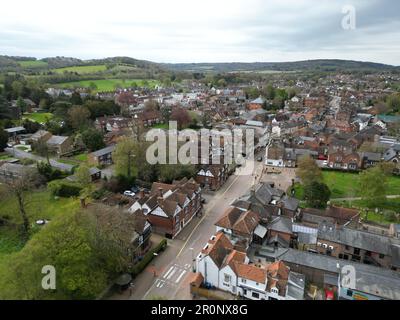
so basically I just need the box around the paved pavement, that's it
[5,147,74,172]
[108,158,264,300]
[261,167,297,192]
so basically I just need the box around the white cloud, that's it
[0,0,399,65]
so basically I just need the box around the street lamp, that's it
[152,252,158,277]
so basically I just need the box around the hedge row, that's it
[48,180,83,197]
[130,239,167,278]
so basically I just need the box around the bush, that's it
[48,180,83,197]
[37,162,64,181]
[104,175,135,193]
[91,188,107,200]
[130,239,167,278]
[384,211,397,222]
[19,158,36,165]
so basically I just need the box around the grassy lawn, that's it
[331,198,400,225]
[19,60,48,68]
[293,170,400,200]
[0,153,12,161]
[57,158,79,166]
[56,79,159,92]
[23,112,53,123]
[0,189,80,224]
[0,188,80,260]
[73,153,88,162]
[151,123,169,129]
[0,228,25,264]
[52,64,107,74]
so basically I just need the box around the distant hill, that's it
[0,55,164,73]
[161,59,400,73]
[0,55,398,74]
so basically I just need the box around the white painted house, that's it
[196,232,305,300]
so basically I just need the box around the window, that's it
[242,278,246,284]
[379,253,385,259]
[345,245,350,250]
[347,289,353,297]
[224,274,231,284]
[271,287,279,294]
[252,292,259,299]
[353,248,360,255]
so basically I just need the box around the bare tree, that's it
[3,171,43,239]
[81,204,141,273]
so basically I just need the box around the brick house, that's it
[195,164,229,191]
[315,223,400,271]
[128,178,202,239]
[215,206,261,250]
[46,135,73,156]
[247,97,265,110]
[328,151,361,170]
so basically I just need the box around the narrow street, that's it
[109,158,264,300]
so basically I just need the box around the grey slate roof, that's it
[268,216,293,234]
[318,226,400,255]
[277,248,400,299]
[47,135,69,145]
[91,144,116,157]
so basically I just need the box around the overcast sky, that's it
[0,0,399,65]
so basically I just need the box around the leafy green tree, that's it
[70,92,83,105]
[304,181,331,209]
[67,106,90,131]
[158,164,197,183]
[81,128,105,152]
[0,209,109,299]
[75,164,91,188]
[113,137,137,179]
[33,139,51,164]
[296,155,323,186]
[359,166,388,209]
[0,126,8,151]
[16,97,27,114]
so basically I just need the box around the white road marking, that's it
[175,270,187,283]
[163,265,175,279]
[166,267,177,280]
[184,264,191,269]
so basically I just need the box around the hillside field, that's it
[56,79,159,91]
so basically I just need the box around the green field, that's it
[52,64,107,74]
[0,189,80,260]
[22,112,53,123]
[18,60,48,68]
[294,170,400,199]
[56,79,159,92]
[73,153,88,162]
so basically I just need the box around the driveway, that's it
[5,147,74,172]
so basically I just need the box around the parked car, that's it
[322,160,328,166]
[123,190,136,197]
[257,156,263,162]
